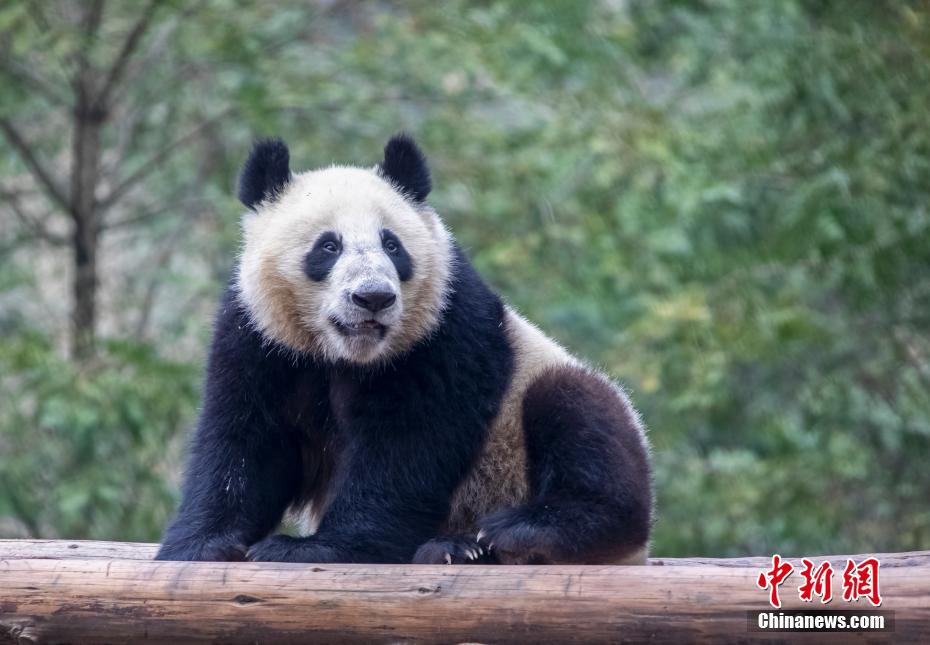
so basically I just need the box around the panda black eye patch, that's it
[304,231,342,281]
[382,228,413,281]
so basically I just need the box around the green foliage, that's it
[0,333,198,540]
[1,0,928,555]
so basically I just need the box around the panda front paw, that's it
[476,509,561,565]
[412,535,491,565]
[155,534,247,562]
[246,534,339,563]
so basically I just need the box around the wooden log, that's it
[4,539,929,569]
[1,540,928,643]
[0,539,160,561]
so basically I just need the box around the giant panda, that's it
[155,135,653,566]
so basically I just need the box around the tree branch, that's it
[0,119,70,211]
[0,57,71,107]
[105,0,210,110]
[0,188,68,246]
[98,107,234,212]
[72,0,105,76]
[95,0,164,110]
[132,205,200,338]
[100,196,209,231]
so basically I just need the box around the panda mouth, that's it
[330,318,387,339]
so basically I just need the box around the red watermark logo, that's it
[757,555,882,608]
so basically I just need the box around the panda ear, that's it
[379,133,431,202]
[238,138,291,210]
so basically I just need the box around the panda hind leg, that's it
[476,366,652,565]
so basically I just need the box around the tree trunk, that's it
[69,45,104,360]
[71,191,99,359]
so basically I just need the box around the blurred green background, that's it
[1,0,928,557]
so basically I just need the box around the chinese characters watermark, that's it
[756,555,882,608]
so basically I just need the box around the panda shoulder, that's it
[502,306,578,377]
[503,307,642,421]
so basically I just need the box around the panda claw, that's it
[444,552,452,565]
[476,530,486,543]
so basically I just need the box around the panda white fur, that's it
[156,135,653,565]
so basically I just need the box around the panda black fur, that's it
[156,135,653,565]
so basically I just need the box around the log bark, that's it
[1,540,928,644]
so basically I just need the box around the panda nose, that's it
[351,290,396,313]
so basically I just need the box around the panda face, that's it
[238,165,452,365]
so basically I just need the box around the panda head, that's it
[236,134,453,365]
